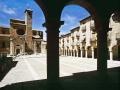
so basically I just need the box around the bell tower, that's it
[25,9,33,52]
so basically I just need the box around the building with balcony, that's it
[0,9,43,56]
[59,15,120,60]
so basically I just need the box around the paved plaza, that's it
[0,54,120,88]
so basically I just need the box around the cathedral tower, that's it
[25,9,33,52]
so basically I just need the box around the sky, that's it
[0,0,90,40]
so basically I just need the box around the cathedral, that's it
[0,9,43,56]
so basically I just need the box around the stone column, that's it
[80,48,83,58]
[109,51,113,60]
[63,49,64,56]
[10,38,14,56]
[76,51,79,57]
[97,16,109,71]
[70,50,72,56]
[91,47,94,59]
[64,50,65,56]
[85,47,88,58]
[34,40,37,54]
[21,44,24,54]
[43,20,64,83]
[109,47,113,60]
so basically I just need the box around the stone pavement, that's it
[0,54,120,88]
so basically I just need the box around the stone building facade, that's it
[59,15,120,60]
[0,9,43,56]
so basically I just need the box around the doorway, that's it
[16,49,20,55]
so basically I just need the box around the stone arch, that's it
[108,10,120,60]
[35,0,48,21]
[61,0,99,27]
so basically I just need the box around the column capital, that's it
[43,21,64,28]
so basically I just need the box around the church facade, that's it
[0,9,43,56]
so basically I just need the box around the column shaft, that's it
[92,50,94,59]
[97,26,108,71]
[10,39,14,56]
[109,51,113,60]
[44,21,63,83]
[34,40,37,54]
[81,49,83,58]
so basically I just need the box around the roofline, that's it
[0,26,10,29]
[80,16,92,23]
[10,19,25,22]
[70,26,79,32]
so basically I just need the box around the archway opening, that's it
[108,11,120,61]
[0,0,47,87]
[59,4,98,77]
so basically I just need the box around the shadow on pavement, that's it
[0,66,120,90]
[0,56,18,81]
